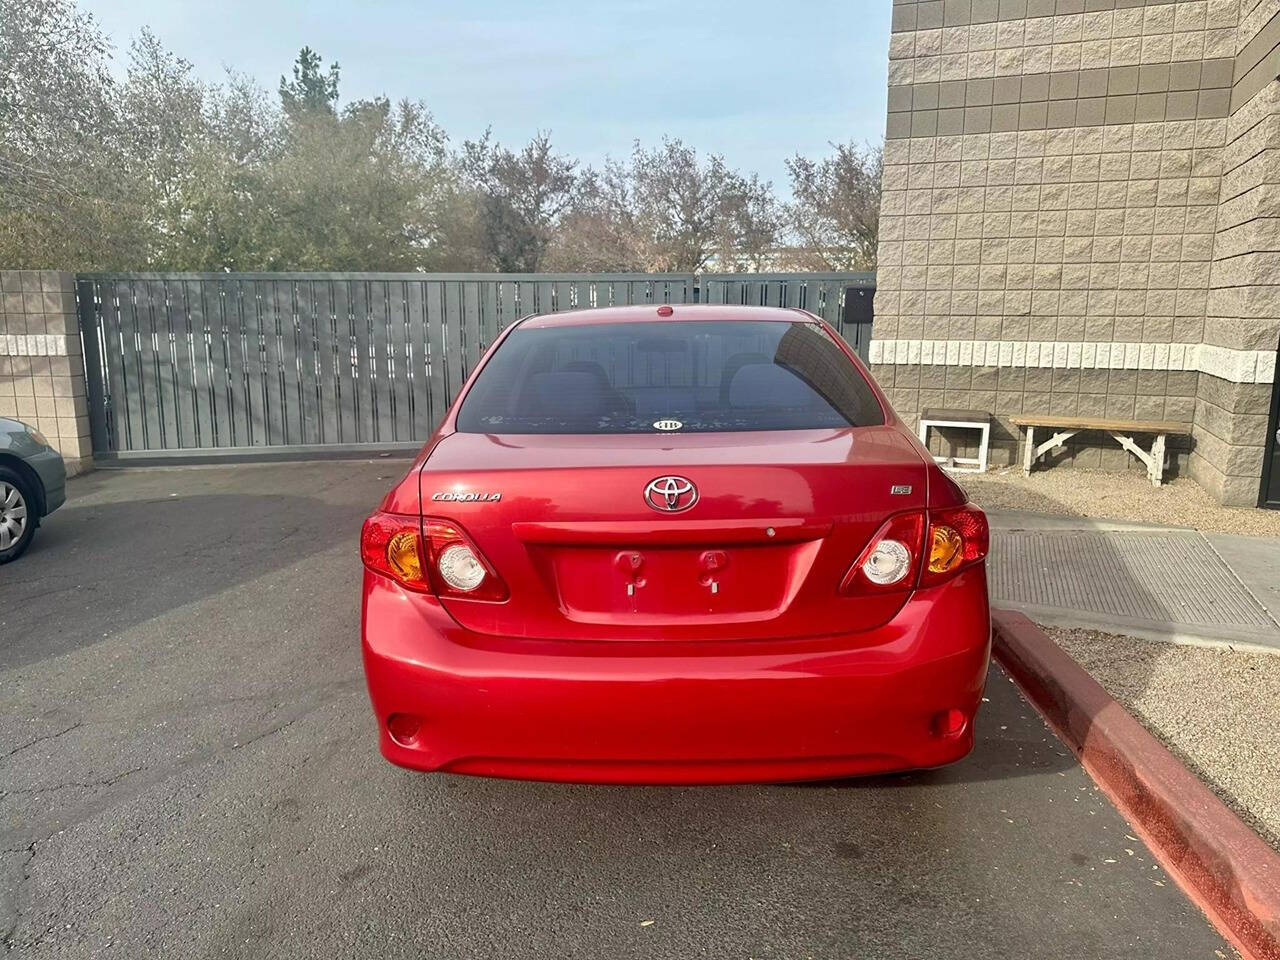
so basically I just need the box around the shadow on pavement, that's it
[0,490,373,671]
[784,660,1077,788]
[960,473,1168,771]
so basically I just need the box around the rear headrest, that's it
[522,371,618,419]
[727,363,815,409]
[719,351,773,406]
[561,360,611,385]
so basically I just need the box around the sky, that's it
[80,0,891,193]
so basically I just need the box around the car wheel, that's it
[0,466,37,563]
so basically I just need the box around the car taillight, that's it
[921,503,989,586]
[840,503,988,596]
[362,513,508,601]
[841,511,926,595]
[421,518,508,602]
[361,512,430,591]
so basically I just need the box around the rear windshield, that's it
[455,320,884,434]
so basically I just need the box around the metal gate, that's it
[76,270,874,458]
[76,273,693,457]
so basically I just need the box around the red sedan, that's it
[360,304,990,784]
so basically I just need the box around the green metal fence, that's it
[701,272,876,360]
[75,271,873,458]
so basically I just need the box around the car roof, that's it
[518,303,812,329]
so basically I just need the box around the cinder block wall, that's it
[876,0,1279,503]
[1196,0,1280,504]
[0,270,93,475]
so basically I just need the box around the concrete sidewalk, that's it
[987,510,1280,652]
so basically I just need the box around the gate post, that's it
[0,270,94,475]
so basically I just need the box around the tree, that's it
[116,30,214,266]
[264,94,457,270]
[543,141,787,273]
[461,131,579,272]
[544,159,645,272]
[785,140,882,270]
[627,138,778,273]
[279,46,339,118]
[714,171,784,272]
[156,71,280,271]
[0,0,139,267]
[0,2,881,275]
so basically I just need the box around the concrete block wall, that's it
[0,270,92,475]
[1196,0,1280,503]
[877,0,1280,504]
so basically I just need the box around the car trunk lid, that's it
[419,427,928,641]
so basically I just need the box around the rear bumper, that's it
[26,447,66,516]
[361,567,991,784]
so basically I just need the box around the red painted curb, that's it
[991,609,1280,960]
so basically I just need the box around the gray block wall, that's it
[877,0,1279,504]
[0,271,93,474]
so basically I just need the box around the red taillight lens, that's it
[921,504,989,586]
[841,511,926,595]
[840,504,988,596]
[362,513,508,601]
[361,512,430,591]
[421,518,509,602]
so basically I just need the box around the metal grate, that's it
[989,530,1277,629]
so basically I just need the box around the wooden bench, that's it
[917,408,992,474]
[1012,415,1192,487]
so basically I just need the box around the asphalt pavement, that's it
[0,461,1230,958]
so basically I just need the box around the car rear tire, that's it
[0,466,37,563]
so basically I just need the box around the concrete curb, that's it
[991,609,1280,960]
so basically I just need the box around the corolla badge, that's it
[432,491,502,502]
[644,476,698,513]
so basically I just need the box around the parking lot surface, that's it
[0,462,1229,958]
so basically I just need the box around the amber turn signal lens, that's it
[386,531,424,583]
[928,525,963,573]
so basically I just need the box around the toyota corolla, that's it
[360,304,990,784]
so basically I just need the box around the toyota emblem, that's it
[644,476,698,513]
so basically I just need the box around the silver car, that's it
[0,417,67,563]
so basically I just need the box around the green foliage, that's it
[0,0,141,267]
[461,131,579,272]
[0,0,882,273]
[279,46,340,119]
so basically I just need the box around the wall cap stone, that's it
[869,338,1276,384]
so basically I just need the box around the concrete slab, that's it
[987,511,1280,652]
[1204,532,1280,627]
[987,510,1192,535]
